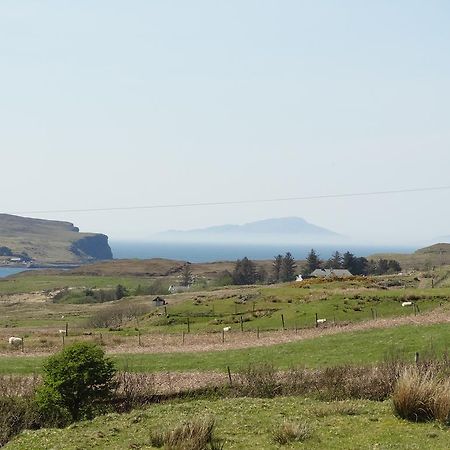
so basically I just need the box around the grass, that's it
[6,396,450,449]
[2,322,449,375]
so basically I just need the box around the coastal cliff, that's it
[0,214,113,265]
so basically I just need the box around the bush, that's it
[235,363,281,398]
[0,396,40,446]
[393,368,450,424]
[36,342,116,421]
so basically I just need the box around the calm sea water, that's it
[110,241,415,263]
[0,267,29,278]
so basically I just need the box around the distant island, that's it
[0,214,113,266]
[158,217,343,243]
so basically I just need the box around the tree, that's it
[180,263,193,287]
[115,284,127,300]
[272,254,283,282]
[388,259,402,273]
[325,251,342,269]
[303,249,322,275]
[280,252,297,282]
[36,342,116,421]
[232,257,256,285]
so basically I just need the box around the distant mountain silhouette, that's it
[159,217,342,243]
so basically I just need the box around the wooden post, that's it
[415,352,419,365]
[182,331,185,344]
[138,329,141,346]
[65,322,68,337]
[315,313,318,328]
[333,316,336,326]
[21,337,24,353]
[227,366,232,386]
[100,333,103,345]
[222,329,225,343]
[281,314,285,330]
[240,315,244,332]
[187,317,190,333]
[164,306,167,316]
[371,308,375,320]
[61,333,65,348]
[257,327,260,339]
[414,303,417,316]
[295,322,298,333]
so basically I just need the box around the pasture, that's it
[6,397,450,449]
[0,265,449,448]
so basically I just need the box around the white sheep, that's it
[223,326,231,332]
[58,329,66,334]
[402,301,413,307]
[8,336,22,346]
[316,318,327,324]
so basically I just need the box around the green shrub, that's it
[36,342,116,421]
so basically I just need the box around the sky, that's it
[1,1,449,245]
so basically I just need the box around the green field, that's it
[2,322,448,374]
[6,396,450,449]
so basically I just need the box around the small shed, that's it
[152,296,167,306]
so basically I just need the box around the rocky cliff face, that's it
[71,235,113,261]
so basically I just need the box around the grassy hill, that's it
[0,214,112,264]
[370,243,450,270]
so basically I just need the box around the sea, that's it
[0,267,30,278]
[110,241,416,263]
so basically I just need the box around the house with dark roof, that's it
[310,268,353,278]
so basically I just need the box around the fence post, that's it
[281,314,285,330]
[227,366,232,386]
[257,327,260,339]
[415,352,420,365]
[315,313,318,328]
[182,331,185,344]
[222,329,225,343]
[65,322,68,337]
[138,329,141,346]
[240,316,244,332]
[187,317,190,333]
[21,337,24,353]
[61,333,65,348]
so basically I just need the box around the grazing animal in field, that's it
[8,336,22,346]
[223,326,231,332]
[402,301,413,307]
[58,329,66,334]
[316,318,327,324]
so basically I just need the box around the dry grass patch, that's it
[272,420,314,445]
[393,367,450,424]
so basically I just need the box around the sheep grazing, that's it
[316,318,327,324]
[8,336,22,346]
[58,329,66,334]
[223,326,231,332]
[402,301,413,307]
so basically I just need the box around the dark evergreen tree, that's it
[325,251,342,269]
[272,254,283,282]
[388,259,402,273]
[232,257,257,285]
[303,249,322,275]
[180,263,193,286]
[280,252,297,282]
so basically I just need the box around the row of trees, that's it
[230,249,402,285]
[304,249,401,276]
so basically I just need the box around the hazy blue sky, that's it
[1,1,449,244]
